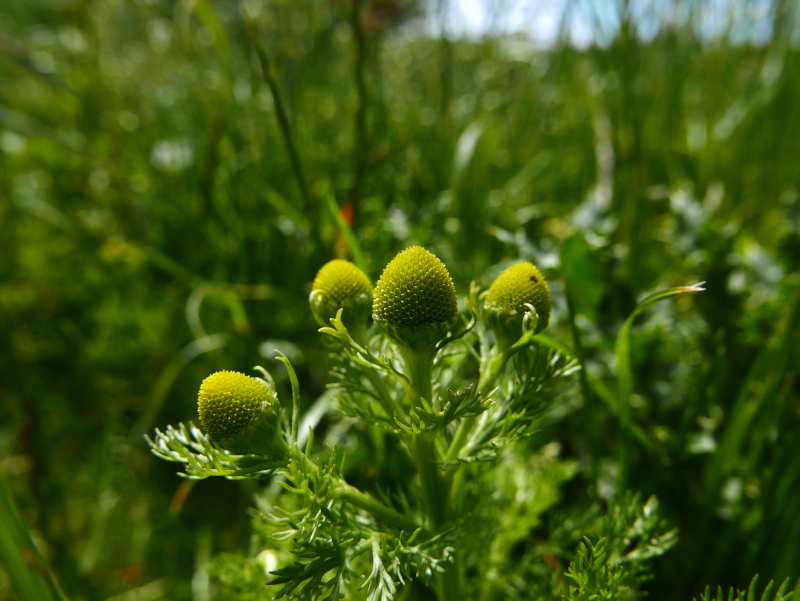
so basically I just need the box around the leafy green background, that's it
[1,0,799,599]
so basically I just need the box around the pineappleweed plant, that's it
[147,246,782,601]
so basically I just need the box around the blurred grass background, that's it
[1,0,799,599]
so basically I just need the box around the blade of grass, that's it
[275,350,301,448]
[349,0,369,214]
[532,332,654,454]
[260,185,311,234]
[325,193,368,274]
[616,282,706,495]
[243,9,311,208]
[0,469,69,601]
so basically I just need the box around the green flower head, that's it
[198,371,288,458]
[373,246,458,350]
[309,260,373,330]
[484,262,551,340]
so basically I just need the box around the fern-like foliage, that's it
[695,576,795,601]
[319,310,413,397]
[600,493,679,569]
[562,492,679,601]
[393,382,493,435]
[145,422,284,479]
[267,504,453,601]
[563,537,628,601]
[263,448,452,600]
[208,553,277,601]
[454,346,579,465]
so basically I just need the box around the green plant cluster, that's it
[147,250,690,600]
[1,0,800,599]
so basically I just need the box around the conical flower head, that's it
[373,246,458,350]
[198,371,288,458]
[485,262,551,339]
[309,260,373,331]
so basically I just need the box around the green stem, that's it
[444,340,510,464]
[397,347,447,527]
[444,415,472,466]
[442,336,521,548]
[398,344,460,601]
[349,320,369,349]
[336,484,421,533]
[351,326,402,418]
[365,369,402,419]
[414,435,447,530]
[416,434,460,601]
[397,345,435,409]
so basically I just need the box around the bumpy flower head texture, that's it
[485,262,551,338]
[373,246,458,350]
[309,260,373,328]
[198,371,287,457]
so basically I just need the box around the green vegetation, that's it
[1,0,799,599]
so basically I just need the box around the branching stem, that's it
[350,326,402,418]
[444,339,511,464]
[399,344,460,601]
[365,369,403,419]
[335,484,421,534]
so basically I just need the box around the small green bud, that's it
[309,260,373,331]
[198,371,288,458]
[484,262,551,340]
[372,246,458,350]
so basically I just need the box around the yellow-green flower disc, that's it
[372,246,458,349]
[198,371,284,456]
[485,262,551,334]
[309,260,373,327]
[374,246,457,327]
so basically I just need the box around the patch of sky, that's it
[421,0,784,48]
